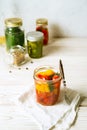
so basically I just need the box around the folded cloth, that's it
[18,86,80,130]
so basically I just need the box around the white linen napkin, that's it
[18,86,80,130]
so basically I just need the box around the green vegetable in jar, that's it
[27,40,43,58]
[5,27,24,50]
[4,18,24,51]
[26,31,43,58]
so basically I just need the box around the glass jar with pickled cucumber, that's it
[4,18,24,51]
[36,18,49,45]
[26,31,43,58]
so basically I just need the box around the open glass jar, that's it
[7,45,28,66]
[4,18,24,51]
[33,66,62,106]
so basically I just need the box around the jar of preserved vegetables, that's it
[4,18,24,51]
[33,65,62,105]
[26,31,43,58]
[36,18,49,45]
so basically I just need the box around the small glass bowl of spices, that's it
[7,45,29,66]
[26,31,43,58]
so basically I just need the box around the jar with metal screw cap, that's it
[4,18,24,51]
[36,18,49,45]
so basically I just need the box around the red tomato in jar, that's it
[37,74,50,80]
[52,75,59,80]
[42,28,48,35]
[42,29,48,45]
[36,26,42,31]
[52,74,61,88]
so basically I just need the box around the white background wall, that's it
[0,0,87,38]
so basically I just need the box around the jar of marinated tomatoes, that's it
[4,18,24,51]
[33,66,62,106]
[26,31,43,58]
[36,18,49,45]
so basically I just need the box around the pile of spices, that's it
[36,18,49,45]
[26,31,43,58]
[4,18,24,51]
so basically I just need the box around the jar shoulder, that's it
[5,27,24,33]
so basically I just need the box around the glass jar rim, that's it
[9,45,25,54]
[33,65,62,83]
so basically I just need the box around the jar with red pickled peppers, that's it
[36,18,49,45]
[33,66,62,106]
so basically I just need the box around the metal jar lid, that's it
[5,18,23,27]
[26,31,43,42]
[36,18,48,25]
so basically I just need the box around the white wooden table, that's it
[0,38,87,130]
